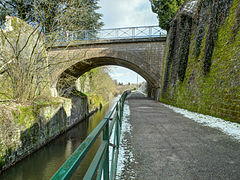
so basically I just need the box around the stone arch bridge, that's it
[47,26,166,99]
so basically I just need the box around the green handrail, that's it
[51,91,130,180]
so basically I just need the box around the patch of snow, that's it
[137,106,152,109]
[163,103,240,141]
[116,101,136,179]
[182,0,198,14]
[135,90,147,96]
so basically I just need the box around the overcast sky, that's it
[97,0,158,28]
[97,0,159,84]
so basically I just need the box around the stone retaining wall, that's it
[161,0,240,123]
[0,95,88,173]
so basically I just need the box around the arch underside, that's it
[61,56,159,88]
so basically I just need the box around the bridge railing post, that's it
[132,27,135,38]
[149,27,152,37]
[115,29,118,39]
[103,118,109,180]
[84,30,88,40]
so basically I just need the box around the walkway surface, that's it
[121,92,240,180]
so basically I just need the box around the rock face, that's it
[0,16,51,100]
[161,0,240,123]
[0,96,88,173]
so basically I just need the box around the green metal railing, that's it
[51,91,130,180]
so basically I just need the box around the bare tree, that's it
[0,0,103,103]
[0,16,88,103]
[0,16,50,102]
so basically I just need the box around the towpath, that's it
[119,91,240,180]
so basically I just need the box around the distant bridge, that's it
[47,26,167,99]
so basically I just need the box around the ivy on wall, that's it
[194,1,209,57]
[162,20,178,93]
[231,2,240,40]
[161,0,240,123]
[203,0,234,74]
[177,15,192,82]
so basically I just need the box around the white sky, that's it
[97,0,159,84]
[109,66,144,85]
[98,0,158,28]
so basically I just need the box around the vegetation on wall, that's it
[161,0,240,123]
[177,15,192,82]
[194,1,208,57]
[162,20,177,93]
[162,13,193,92]
[57,66,118,111]
[78,67,118,111]
[202,0,233,74]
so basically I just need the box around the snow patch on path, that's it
[163,103,240,141]
[116,101,136,179]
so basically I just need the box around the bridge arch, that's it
[48,37,166,99]
[59,53,158,86]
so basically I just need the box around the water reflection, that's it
[0,100,115,180]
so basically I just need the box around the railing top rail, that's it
[51,91,130,180]
[66,25,162,33]
[51,117,109,180]
[47,25,167,42]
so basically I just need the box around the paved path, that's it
[121,92,240,180]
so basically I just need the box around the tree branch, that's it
[18,24,40,55]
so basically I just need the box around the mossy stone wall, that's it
[161,0,240,123]
[0,96,88,173]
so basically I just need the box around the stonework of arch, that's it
[48,38,166,98]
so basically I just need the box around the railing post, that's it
[103,120,109,180]
[149,27,152,37]
[112,104,120,179]
[119,99,122,123]
[116,105,120,147]
[115,29,119,39]
[132,27,135,38]
[84,30,87,40]
[121,99,124,123]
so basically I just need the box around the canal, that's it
[0,100,117,180]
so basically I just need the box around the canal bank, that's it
[0,99,116,179]
[0,95,89,173]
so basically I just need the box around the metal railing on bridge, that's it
[51,91,130,180]
[50,26,166,42]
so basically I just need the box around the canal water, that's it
[0,100,116,180]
